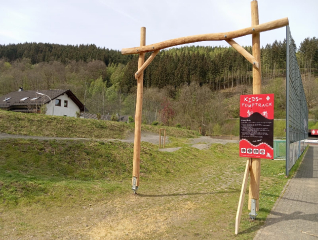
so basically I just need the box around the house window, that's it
[64,100,68,107]
[20,97,29,101]
[55,99,61,106]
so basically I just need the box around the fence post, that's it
[286,26,290,176]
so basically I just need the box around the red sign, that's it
[311,129,318,135]
[240,94,274,159]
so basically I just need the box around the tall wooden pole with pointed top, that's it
[132,27,146,193]
[249,0,261,211]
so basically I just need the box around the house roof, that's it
[0,89,85,111]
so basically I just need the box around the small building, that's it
[0,89,86,117]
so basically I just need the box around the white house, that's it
[0,89,86,117]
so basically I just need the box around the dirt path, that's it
[0,132,238,151]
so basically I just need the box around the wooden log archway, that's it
[121,0,289,234]
[122,17,288,55]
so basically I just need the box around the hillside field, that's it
[0,111,309,239]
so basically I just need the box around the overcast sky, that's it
[1,0,317,52]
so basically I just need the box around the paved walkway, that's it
[254,146,318,240]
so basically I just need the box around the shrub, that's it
[213,123,222,136]
[111,114,118,121]
[128,116,134,123]
[40,105,47,114]
[152,121,159,126]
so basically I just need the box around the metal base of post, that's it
[132,176,138,194]
[249,199,257,220]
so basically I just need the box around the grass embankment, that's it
[1,141,294,238]
[0,110,304,239]
[0,109,291,139]
[0,110,199,139]
[309,120,318,130]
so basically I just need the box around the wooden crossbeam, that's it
[225,39,259,69]
[122,18,288,55]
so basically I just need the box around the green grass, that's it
[0,109,288,139]
[309,120,318,130]
[0,110,199,139]
[287,145,309,178]
[0,139,132,208]
[0,110,306,239]
[0,137,301,239]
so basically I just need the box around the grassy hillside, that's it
[0,109,289,139]
[0,110,308,239]
[0,110,199,139]
[0,137,298,239]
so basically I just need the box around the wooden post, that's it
[159,128,166,148]
[235,159,251,234]
[132,27,146,191]
[249,0,261,211]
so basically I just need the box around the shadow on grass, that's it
[137,189,239,198]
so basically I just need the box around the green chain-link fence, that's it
[286,26,308,176]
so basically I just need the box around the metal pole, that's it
[286,26,290,176]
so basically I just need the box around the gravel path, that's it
[0,132,239,153]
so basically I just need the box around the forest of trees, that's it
[0,37,317,134]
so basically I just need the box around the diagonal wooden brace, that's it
[135,50,160,79]
[226,39,259,69]
[235,158,252,235]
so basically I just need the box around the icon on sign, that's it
[312,130,316,134]
[253,149,259,154]
[262,111,268,118]
[260,149,265,155]
[266,153,272,158]
[241,148,246,153]
[247,148,252,154]
[266,96,270,101]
